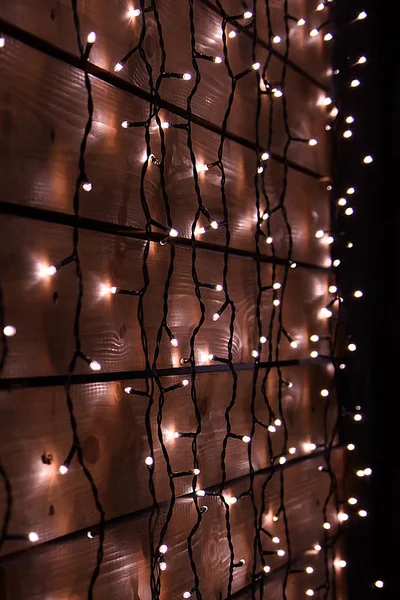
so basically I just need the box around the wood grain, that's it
[0,450,345,599]
[0,0,332,173]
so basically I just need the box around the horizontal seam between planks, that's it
[0,445,342,563]
[0,18,327,181]
[0,201,330,271]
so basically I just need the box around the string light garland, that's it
[0,0,376,597]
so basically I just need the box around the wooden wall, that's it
[0,0,347,598]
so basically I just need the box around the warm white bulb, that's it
[272,536,280,544]
[261,151,270,161]
[265,236,273,245]
[260,336,267,344]
[358,509,368,518]
[353,290,363,299]
[127,7,141,17]
[374,580,384,588]
[183,592,192,599]
[224,495,237,505]
[82,182,92,192]
[338,197,347,206]
[124,386,133,394]
[347,187,355,195]
[323,522,331,530]
[87,31,96,44]
[87,531,94,539]
[348,497,358,505]
[310,334,320,343]
[320,389,329,397]
[3,325,16,337]
[161,121,170,129]
[215,284,223,292]
[243,10,253,19]
[159,561,167,571]
[169,338,178,348]
[357,11,367,19]
[114,63,124,72]
[89,360,101,371]
[277,549,285,556]
[326,236,334,244]
[357,55,367,64]
[306,590,315,597]
[338,512,349,522]
[315,229,324,239]
[159,544,168,554]
[363,155,373,164]
[0,36,5,48]
[333,259,341,267]
[290,262,297,269]
[183,73,192,80]
[306,566,314,574]
[145,456,154,466]
[279,457,286,465]
[328,285,337,294]
[272,516,279,522]
[288,447,297,454]
[356,470,365,477]
[210,220,219,230]
[28,532,39,543]
[322,97,332,106]
[314,544,322,552]
[268,425,277,433]
[364,467,372,476]
[297,18,306,26]
[343,130,353,138]
[310,28,319,37]
[290,340,298,349]
[345,207,354,216]
[272,88,283,98]
[350,79,360,88]
[308,138,318,146]
[214,56,223,64]
[346,117,355,126]
[212,312,220,322]
[304,442,317,452]
[336,559,347,568]
[353,414,362,422]
[272,35,281,44]
[109,286,117,294]
[196,489,206,497]
[263,565,271,573]
[59,465,69,475]
[316,2,325,10]
[325,125,331,131]
[193,468,200,475]
[348,343,357,352]
[229,30,237,38]
[242,435,251,443]
[182,379,189,387]
[330,107,339,119]
[251,350,259,358]
[274,418,282,427]
[252,62,261,70]
[207,354,214,361]
[273,299,280,307]
[310,350,319,358]
[320,308,332,318]
[257,166,264,174]
[169,228,178,237]
[324,33,333,41]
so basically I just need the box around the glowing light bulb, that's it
[272,516,279,522]
[363,155,373,164]
[343,130,353,139]
[348,497,358,505]
[320,308,332,318]
[374,580,384,588]
[274,418,282,426]
[314,544,322,552]
[350,79,360,88]
[330,107,339,118]
[310,350,319,358]
[87,531,94,539]
[288,447,296,454]
[0,36,5,48]
[328,285,337,294]
[242,435,251,443]
[357,11,367,19]
[252,62,261,70]
[279,457,286,465]
[325,125,331,131]
[209,220,219,230]
[196,489,206,497]
[336,559,347,568]
[161,121,170,129]
[316,2,325,10]
[159,544,168,554]
[333,259,341,267]
[315,230,324,239]
[260,336,267,344]
[357,55,367,64]
[320,389,329,397]
[322,97,332,106]
[347,242,354,249]
[251,350,259,358]
[266,236,273,244]
[304,443,317,452]
[182,73,192,80]
[308,138,318,146]
[261,152,270,161]
[127,7,141,17]
[89,360,101,371]
[108,286,117,294]
[268,425,276,433]
[3,325,16,337]
[364,467,372,476]
[183,592,192,599]
[272,35,281,44]
[356,470,365,477]
[277,549,285,556]
[193,468,200,475]
[272,536,280,544]
[169,228,178,237]
[290,340,298,349]
[306,566,314,574]
[257,166,264,174]
[145,456,154,466]
[82,181,93,192]
[208,354,214,361]
[306,590,315,597]
[243,10,253,18]
[348,343,357,352]
[160,561,167,571]
[228,30,237,38]
[338,512,349,522]
[358,509,368,518]
[263,565,271,573]
[181,379,189,387]
[345,207,354,216]
[59,465,69,475]
[347,187,355,195]
[297,18,306,26]
[214,284,223,292]
[224,495,237,505]
[310,334,320,343]
[170,337,179,347]
[87,31,96,44]
[310,28,319,37]
[273,299,280,307]
[338,197,347,206]
[323,522,331,530]
[214,56,223,64]
[28,532,39,543]
[353,414,362,422]
[324,33,333,41]
[114,63,124,73]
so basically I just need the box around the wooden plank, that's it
[0,216,332,378]
[0,38,331,266]
[0,364,337,555]
[0,451,345,599]
[0,1,331,173]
